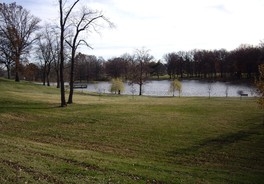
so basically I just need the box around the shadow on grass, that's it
[167,124,262,157]
[0,100,60,113]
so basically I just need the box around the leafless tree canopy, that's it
[0,2,40,81]
[36,24,59,86]
[64,2,114,104]
[129,48,154,95]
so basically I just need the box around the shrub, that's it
[110,78,124,94]
[169,79,182,97]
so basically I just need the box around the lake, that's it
[75,80,257,97]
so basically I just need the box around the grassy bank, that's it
[0,78,263,183]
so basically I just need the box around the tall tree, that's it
[213,49,228,78]
[0,2,40,81]
[58,0,80,107]
[66,6,113,104]
[36,24,57,86]
[120,53,134,80]
[131,48,153,96]
[164,52,181,79]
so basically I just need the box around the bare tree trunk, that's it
[139,61,143,96]
[43,63,46,85]
[7,64,10,79]
[59,26,66,105]
[47,71,50,86]
[59,0,68,107]
[59,0,81,107]
[15,71,19,81]
[47,62,51,86]
[56,69,60,88]
[139,83,142,96]
[67,57,75,104]
[59,57,66,106]
[15,57,20,82]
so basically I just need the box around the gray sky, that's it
[3,0,264,60]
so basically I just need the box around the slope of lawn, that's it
[0,78,263,183]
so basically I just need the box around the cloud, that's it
[210,4,231,14]
[2,0,264,60]
[83,0,264,59]
[3,0,58,22]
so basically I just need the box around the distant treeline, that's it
[165,45,264,81]
[1,44,264,84]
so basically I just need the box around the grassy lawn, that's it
[0,78,263,183]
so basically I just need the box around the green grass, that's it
[0,78,263,183]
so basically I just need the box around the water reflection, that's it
[78,80,257,97]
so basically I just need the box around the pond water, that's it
[76,80,257,97]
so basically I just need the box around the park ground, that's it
[0,78,263,183]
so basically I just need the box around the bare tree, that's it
[164,52,181,79]
[66,6,113,104]
[58,0,80,107]
[120,53,135,80]
[36,24,57,86]
[0,2,40,81]
[0,36,13,79]
[130,48,154,96]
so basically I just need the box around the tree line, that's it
[15,44,263,83]
[2,43,264,82]
[165,45,264,80]
[1,1,264,106]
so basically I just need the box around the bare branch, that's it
[77,39,93,50]
[65,39,73,48]
[63,0,80,26]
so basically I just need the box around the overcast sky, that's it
[3,0,264,60]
